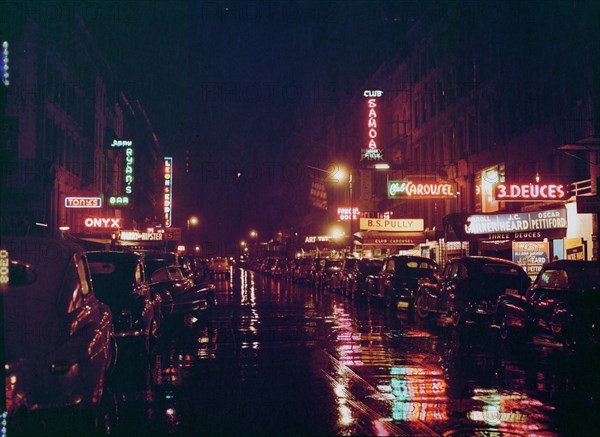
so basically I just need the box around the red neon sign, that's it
[495,183,567,201]
[362,90,384,160]
[337,207,360,221]
[65,197,102,208]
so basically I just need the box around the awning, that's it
[355,231,426,246]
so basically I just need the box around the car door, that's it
[438,261,462,312]
[49,254,112,405]
[529,268,569,330]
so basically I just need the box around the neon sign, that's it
[0,249,9,286]
[83,217,121,228]
[388,180,455,199]
[65,197,102,208]
[362,90,383,161]
[337,207,360,221]
[2,41,9,86]
[495,183,566,202]
[164,157,173,227]
[110,139,134,206]
[108,196,129,206]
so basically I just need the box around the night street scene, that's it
[2,0,600,436]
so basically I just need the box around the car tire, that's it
[414,294,430,320]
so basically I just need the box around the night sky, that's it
[76,0,428,248]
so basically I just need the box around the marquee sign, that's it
[83,217,121,228]
[164,157,173,227]
[360,218,424,232]
[304,236,333,243]
[65,197,102,208]
[495,183,567,202]
[361,90,383,161]
[388,179,455,199]
[464,209,567,236]
[120,230,164,241]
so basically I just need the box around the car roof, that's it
[87,250,142,263]
[450,256,524,269]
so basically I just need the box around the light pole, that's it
[249,230,258,259]
[187,216,199,249]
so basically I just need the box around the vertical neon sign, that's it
[109,140,133,206]
[362,90,384,161]
[164,157,173,227]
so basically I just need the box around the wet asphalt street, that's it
[18,267,600,436]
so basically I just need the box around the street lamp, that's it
[249,230,258,259]
[187,216,199,248]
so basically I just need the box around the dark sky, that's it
[78,0,427,248]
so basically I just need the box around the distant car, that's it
[309,257,326,289]
[344,258,384,299]
[496,260,600,352]
[330,258,358,293]
[150,264,216,317]
[368,255,438,311]
[414,256,531,328]
[87,251,162,355]
[209,257,230,278]
[293,257,314,283]
[318,258,344,291]
[271,258,289,277]
[1,237,116,421]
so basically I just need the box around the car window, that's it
[385,259,395,273]
[537,269,569,289]
[135,263,143,283]
[168,266,185,280]
[457,264,468,279]
[77,257,91,296]
[64,256,88,313]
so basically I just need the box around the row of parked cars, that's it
[2,236,216,430]
[285,253,600,353]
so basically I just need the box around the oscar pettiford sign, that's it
[360,218,424,232]
[464,208,567,240]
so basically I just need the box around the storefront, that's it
[444,208,570,278]
[354,231,425,258]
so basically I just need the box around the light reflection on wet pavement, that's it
[20,267,600,436]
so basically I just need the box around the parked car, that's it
[1,237,116,422]
[271,258,289,277]
[87,251,162,354]
[330,258,358,293]
[368,255,438,311]
[293,257,314,283]
[344,258,384,299]
[260,257,277,275]
[414,256,531,328]
[495,260,600,352]
[149,264,216,317]
[208,256,230,278]
[309,257,326,289]
[313,258,343,291]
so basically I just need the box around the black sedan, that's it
[149,265,216,317]
[368,255,438,311]
[2,237,115,427]
[414,256,531,328]
[344,258,384,299]
[87,251,162,355]
[496,260,600,352]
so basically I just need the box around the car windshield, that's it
[400,259,436,275]
[145,259,175,277]
[344,259,358,270]
[358,259,383,275]
[481,263,528,289]
[324,260,343,269]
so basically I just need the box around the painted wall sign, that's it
[164,157,173,227]
[465,209,567,235]
[83,217,121,228]
[360,218,424,232]
[495,183,566,201]
[337,207,360,221]
[65,197,102,208]
[362,89,384,161]
[388,180,455,199]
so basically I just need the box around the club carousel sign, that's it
[388,179,455,199]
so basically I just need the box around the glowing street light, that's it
[187,216,199,231]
